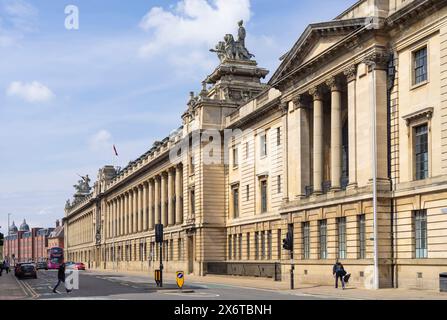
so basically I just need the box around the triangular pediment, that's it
[269,18,366,85]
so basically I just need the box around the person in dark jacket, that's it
[332,261,347,289]
[53,263,72,293]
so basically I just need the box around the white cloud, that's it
[139,0,251,68]
[6,81,55,102]
[89,130,112,152]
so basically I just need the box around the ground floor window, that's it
[302,222,310,259]
[337,217,347,259]
[319,220,327,259]
[414,210,428,259]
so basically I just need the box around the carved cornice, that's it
[343,64,357,82]
[402,107,434,126]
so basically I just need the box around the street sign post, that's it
[176,271,185,289]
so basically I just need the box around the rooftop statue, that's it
[73,174,92,195]
[210,20,255,62]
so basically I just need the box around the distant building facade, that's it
[64,0,447,290]
[4,220,61,264]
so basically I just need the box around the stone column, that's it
[133,188,138,233]
[294,95,311,198]
[168,169,175,226]
[175,165,183,224]
[344,65,358,189]
[148,179,154,229]
[310,86,324,195]
[119,196,123,236]
[154,177,160,225]
[161,173,168,226]
[124,193,129,234]
[143,182,148,231]
[137,185,142,232]
[327,76,342,191]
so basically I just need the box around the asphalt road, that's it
[16,270,337,300]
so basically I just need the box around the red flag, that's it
[113,145,119,157]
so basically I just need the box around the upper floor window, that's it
[260,133,267,157]
[276,127,281,146]
[189,154,195,175]
[413,46,427,85]
[232,185,239,218]
[277,175,282,194]
[245,141,249,160]
[246,185,250,201]
[232,146,239,168]
[260,179,268,213]
[190,187,195,216]
[414,124,429,180]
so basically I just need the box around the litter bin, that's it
[440,273,447,292]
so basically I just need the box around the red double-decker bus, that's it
[47,247,64,269]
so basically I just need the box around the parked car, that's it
[15,263,37,279]
[36,261,48,270]
[66,262,85,270]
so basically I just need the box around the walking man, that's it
[333,260,347,289]
[53,262,72,294]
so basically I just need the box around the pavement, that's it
[4,268,447,300]
[0,271,27,300]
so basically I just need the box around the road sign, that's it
[176,271,185,289]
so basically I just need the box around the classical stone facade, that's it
[64,0,447,290]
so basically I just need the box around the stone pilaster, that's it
[327,76,342,191]
[310,86,324,195]
[344,65,358,189]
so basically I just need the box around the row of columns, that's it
[105,165,183,239]
[305,65,358,195]
[68,212,93,246]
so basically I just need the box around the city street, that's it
[15,270,337,300]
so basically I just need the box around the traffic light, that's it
[155,224,163,243]
[0,232,4,246]
[282,231,293,251]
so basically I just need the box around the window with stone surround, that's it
[232,185,240,218]
[228,235,232,260]
[337,217,347,259]
[267,230,272,260]
[302,222,310,260]
[260,133,267,157]
[190,187,195,216]
[414,210,428,259]
[232,146,239,168]
[276,127,281,146]
[238,234,242,260]
[260,179,268,213]
[413,46,428,85]
[319,220,327,259]
[255,231,259,260]
[358,214,366,259]
[277,229,282,260]
[414,124,429,180]
[246,232,250,260]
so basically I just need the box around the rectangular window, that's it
[169,239,174,261]
[245,142,249,160]
[277,229,282,260]
[302,222,310,260]
[189,154,195,175]
[233,147,239,168]
[267,230,272,260]
[232,186,239,218]
[358,214,366,259]
[261,231,266,260]
[246,185,250,201]
[177,238,182,260]
[319,220,327,259]
[276,127,281,146]
[255,232,259,260]
[233,233,237,260]
[190,188,195,216]
[260,180,268,213]
[260,133,267,157]
[277,175,282,194]
[413,46,428,85]
[228,235,232,260]
[246,232,250,260]
[337,217,347,259]
[414,210,428,259]
[414,124,429,180]
[238,234,242,260]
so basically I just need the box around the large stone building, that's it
[64,0,447,290]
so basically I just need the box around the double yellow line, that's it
[15,276,39,299]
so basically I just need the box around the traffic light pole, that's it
[290,251,294,290]
[159,241,163,287]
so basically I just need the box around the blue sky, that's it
[0,0,357,232]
